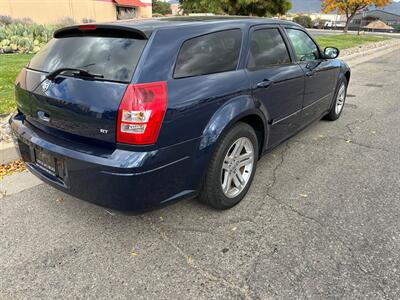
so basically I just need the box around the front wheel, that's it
[198,122,258,210]
[325,78,347,121]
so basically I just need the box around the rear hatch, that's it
[15,25,147,146]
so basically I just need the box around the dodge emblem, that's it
[42,79,51,93]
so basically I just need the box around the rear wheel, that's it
[325,78,347,121]
[199,122,258,209]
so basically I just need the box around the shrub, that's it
[13,17,34,25]
[293,15,313,28]
[56,16,75,27]
[82,18,96,23]
[0,15,13,25]
[152,0,172,15]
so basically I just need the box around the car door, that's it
[246,25,305,149]
[284,27,336,124]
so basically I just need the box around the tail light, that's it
[117,81,167,145]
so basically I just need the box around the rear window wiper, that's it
[46,68,104,81]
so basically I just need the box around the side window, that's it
[174,29,242,78]
[286,29,319,62]
[247,28,291,70]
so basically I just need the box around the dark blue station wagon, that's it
[10,17,350,212]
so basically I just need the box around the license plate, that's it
[35,149,56,174]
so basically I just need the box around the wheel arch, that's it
[199,96,268,157]
[344,70,351,84]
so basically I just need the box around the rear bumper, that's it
[9,113,199,212]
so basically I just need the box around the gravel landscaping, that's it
[339,38,399,56]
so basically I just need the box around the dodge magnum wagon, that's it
[10,17,350,212]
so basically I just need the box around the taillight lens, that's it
[78,25,97,31]
[117,81,167,145]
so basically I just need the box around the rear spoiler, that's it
[54,24,149,39]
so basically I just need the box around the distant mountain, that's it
[380,2,400,15]
[289,0,321,13]
[289,0,400,15]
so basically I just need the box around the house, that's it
[0,0,152,24]
[349,10,400,31]
[308,13,347,28]
[363,20,394,31]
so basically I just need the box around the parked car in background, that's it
[10,17,350,212]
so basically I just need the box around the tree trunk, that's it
[344,14,355,33]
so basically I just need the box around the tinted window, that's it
[286,29,319,62]
[174,29,242,78]
[29,37,146,82]
[247,28,291,70]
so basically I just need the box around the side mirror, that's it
[324,47,340,59]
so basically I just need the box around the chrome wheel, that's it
[335,83,346,115]
[221,137,255,198]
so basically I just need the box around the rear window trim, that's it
[172,28,243,80]
[25,67,131,85]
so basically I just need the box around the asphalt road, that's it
[1,51,400,299]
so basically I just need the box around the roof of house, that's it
[353,9,400,21]
[363,19,394,29]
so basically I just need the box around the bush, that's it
[293,15,313,28]
[313,18,326,29]
[152,0,172,15]
[82,18,96,23]
[13,17,34,25]
[0,15,13,25]
[0,22,58,54]
[55,16,75,27]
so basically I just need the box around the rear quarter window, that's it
[174,29,242,79]
[28,36,146,82]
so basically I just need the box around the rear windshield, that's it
[28,36,146,82]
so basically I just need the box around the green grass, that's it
[0,54,33,115]
[315,34,388,50]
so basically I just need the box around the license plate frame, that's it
[34,148,65,179]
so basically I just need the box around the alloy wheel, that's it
[221,137,255,198]
[335,83,346,115]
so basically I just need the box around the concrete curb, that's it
[0,142,18,164]
[0,41,399,165]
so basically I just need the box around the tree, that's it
[293,15,313,28]
[152,0,172,15]
[179,0,292,17]
[322,0,392,33]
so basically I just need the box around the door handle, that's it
[306,70,316,77]
[256,79,272,88]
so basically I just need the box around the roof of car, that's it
[55,16,300,39]
[113,16,298,34]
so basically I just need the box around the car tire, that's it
[325,77,347,121]
[198,122,259,210]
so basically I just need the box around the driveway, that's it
[1,51,400,299]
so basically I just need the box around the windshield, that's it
[29,36,146,82]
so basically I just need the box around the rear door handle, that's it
[306,70,316,77]
[257,79,272,88]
